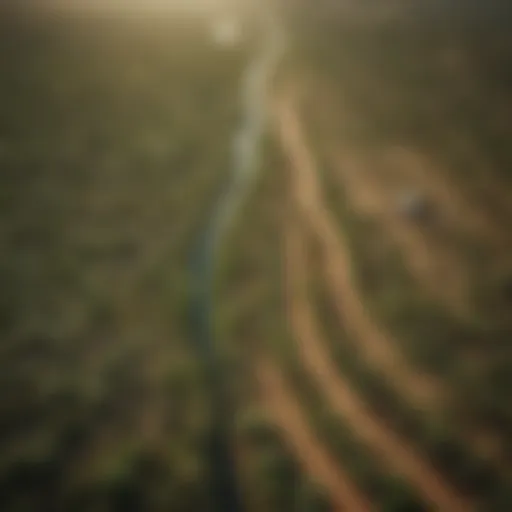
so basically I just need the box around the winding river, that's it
[188,14,286,512]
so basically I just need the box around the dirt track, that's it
[279,206,471,512]
[305,85,510,470]
[257,357,371,512]
[308,77,511,317]
[274,93,443,409]
[326,146,509,471]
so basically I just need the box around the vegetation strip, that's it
[257,358,371,512]
[276,91,472,511]
[274,93,441,408]
[301,91,512,468]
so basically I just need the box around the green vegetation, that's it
[215,134,427,510]
[216,135,349,512]
[217,3,511,510]
[301,90,512,459]
[0,11,249,510]
[304,220,511,509]
[282,0,512,450]
[214,135,311,512]
[286,0,512,254]
[235,406,332,512]
[281,2,512,507]
[3,2,511,511]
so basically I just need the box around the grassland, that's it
[215,2,512,510]
[291,7,512,451]
[0,10,250,511]
[215,133,340,512]
[2,3,512,511]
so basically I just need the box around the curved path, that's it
[281,208,471,512]
[274,92,472,512]
[274,93,442,408]
[189,14,285,511]
[305,81,509,471]
[257,357,371,512]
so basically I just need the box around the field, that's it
[0,9,249,510]
[216,2,512,511]
[1,1,512,511]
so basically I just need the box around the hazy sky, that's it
[44,0,225,13]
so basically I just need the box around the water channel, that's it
[188,13,286,512]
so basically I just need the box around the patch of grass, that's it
[215,136,335,512]
[305,226,510,508]
[293,77,512,453]
[0,10,250,509]
[312,138,512,451]
[215,132,428,511]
